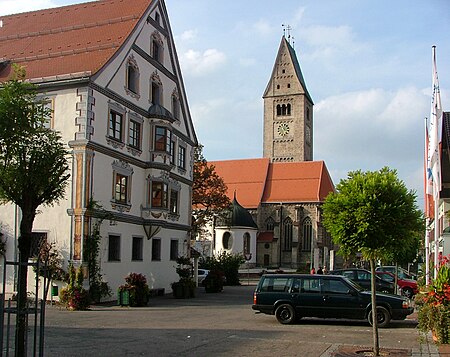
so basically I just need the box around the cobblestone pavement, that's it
[30,285,443,356]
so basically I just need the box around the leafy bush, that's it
[200,252,244,285]
[417,255,450,344]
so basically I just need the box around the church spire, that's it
[262,35,314,162]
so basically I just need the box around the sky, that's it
[1,0,449,210]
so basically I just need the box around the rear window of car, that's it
[259,277,293,292]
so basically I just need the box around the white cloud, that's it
[252,19,272,36]
[179,48,226,77]
[315,86,428,180]
[180,29,197,41]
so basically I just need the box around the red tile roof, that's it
[211,158,335,209]
[0,0,152,81]
[210,158,270,209]
[262,161,335,203]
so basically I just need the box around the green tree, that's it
[322,167,424,356]
[192,144,231,239]
[0,67,70,355]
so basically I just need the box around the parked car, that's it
[375,266,417,280]
[375,271,418,298]
[252,274,413,326]
[197,269,209,284]
[330,268,395,294]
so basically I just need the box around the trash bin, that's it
[118,290,129,306]
[51,285,58,297]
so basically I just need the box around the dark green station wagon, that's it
[252,274,413,327]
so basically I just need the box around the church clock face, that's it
[277,123,290,137]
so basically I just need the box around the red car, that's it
[375,271,418,298]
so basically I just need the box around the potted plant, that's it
[172,256,196,298]
[203,269,224,293]
[59,264,90,311]
[417,254,450,344]
[118,272,150,307]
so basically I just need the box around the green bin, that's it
[51,285,58,297]
[118,290,130,306]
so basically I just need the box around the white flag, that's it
[426,46,442,198]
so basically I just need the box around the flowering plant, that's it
[118,272,150,307]
[417,254,450,344]
[59,264,90,310]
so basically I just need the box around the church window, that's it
[223,232,233,250]
[302,217,312,251]
[287,83,291,88]
[282,69,285,74]
[276,105,281,116]
[266,217,274,231]
[287,103,291,115]
[276,84,280,89]
[243,233,251,255]
[283,217,293,251]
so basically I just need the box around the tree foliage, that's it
[0,66,70,355]
[322,167,424,356]
[322,167,424,261]
[192,144,231,238]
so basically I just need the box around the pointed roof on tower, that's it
[263,36,313,104]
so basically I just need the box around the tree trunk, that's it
[15,209,34,357]
[370,259,380,356]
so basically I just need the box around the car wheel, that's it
[275,304,295,324]
[402,287,414,299]
[368,306,391,328]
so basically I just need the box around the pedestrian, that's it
[323,266,328,274]
[310,267,316,274]
[317,266,323,274]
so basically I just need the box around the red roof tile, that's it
[210,158,270,209]
[0,0,152,81]
[211,159,335,208]
[262,161,335,203]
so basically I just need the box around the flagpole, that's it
[424,117,430,285]
[430,45,442,279]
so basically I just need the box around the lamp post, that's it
[245,253,252,285]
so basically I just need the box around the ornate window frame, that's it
[125,54,140,99]
[150,71,163,105]
[106,101,126,149]
[127,111,143,156]
[111,160,133,212]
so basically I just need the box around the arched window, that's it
[281,104,287,116]
[243,232,251,255]
[223,232,233,250]
[276,105,281,116]
[266,217,274,231]
[126,59,139,94]
[287,103,291,115]
[302,217,312,251]
[283,217,293,251]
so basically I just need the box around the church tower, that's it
[263,36,314,162]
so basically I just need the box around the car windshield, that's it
[340,276,364,292]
